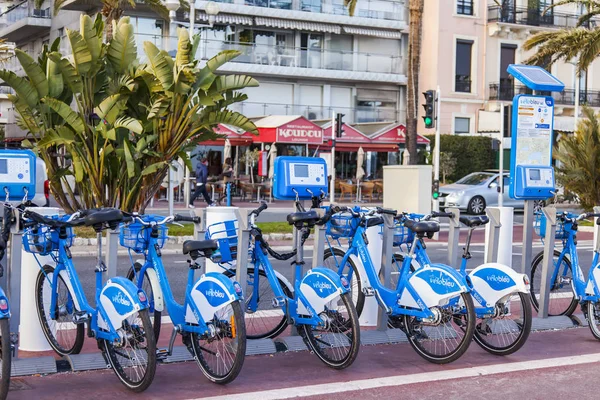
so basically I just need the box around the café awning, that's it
[369,123,430,145]
[253,115,324,145]
[200,124,255,146]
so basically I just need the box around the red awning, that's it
[370,123,430,144]
[200,124,254,146]
[253,115,324,145]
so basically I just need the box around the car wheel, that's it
[468,196,486,215]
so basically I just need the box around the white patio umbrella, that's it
[223,138,232,161]
[356,147,365,201]
[268,144,277,180]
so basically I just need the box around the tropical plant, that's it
[0,15,258,212]
[523,0,600,72]
[554,107,600,210]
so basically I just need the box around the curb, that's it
[11,314,587,378]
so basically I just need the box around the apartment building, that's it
[420,0,598,140]
[0,0,409,140]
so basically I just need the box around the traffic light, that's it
[432,179,440,199]
[422,90,436,129]
[335,113,345,138]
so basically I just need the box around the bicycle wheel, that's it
[587,300,600,340]
[189,300,246,384]
[322,247,364,317]
[102,309,156,392]
[224,268,292,339]
[473,293,532,356]
[0,319,10,400]
[301,292,360,369]
[530,250,578,316]
[127,263,162,342]
[403,292,475,364]
[35,264,84,355]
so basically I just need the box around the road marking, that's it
[194,353,600,400]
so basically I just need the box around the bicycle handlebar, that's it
[250,201,268,217]
[431,211,455,219]
[174,214,201,224]
[376,207,397,216]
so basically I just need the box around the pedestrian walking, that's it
[189,158,214,208]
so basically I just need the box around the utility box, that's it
[383,165,432,215]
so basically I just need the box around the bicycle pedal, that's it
[156,348,170,361]
[272,297,286,308]
[362,287,375,297]
[72,311,90,324]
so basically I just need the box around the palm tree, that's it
[52,0,172,39]
[523,0,600,72]
[345,0,422,164]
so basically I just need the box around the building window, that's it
[455,40,473,92]
[457,0,473,15]
[455,117,470,134]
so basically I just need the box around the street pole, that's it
[189,0,195,36]
[498,105,504,207]
[433,86,441,213]
[574,71,580,134]
[330,111,336,204]
[168,167,174,216]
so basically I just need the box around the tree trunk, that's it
[406,0,424,165]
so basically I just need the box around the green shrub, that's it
[425,135,497,182]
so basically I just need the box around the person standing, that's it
[189,158,214,208]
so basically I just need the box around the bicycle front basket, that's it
[22,215,74,255]
[119,215,168,253]
[326,212,357,239]
[534,212,569,239]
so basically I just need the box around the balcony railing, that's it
[1,3,51,24]
[489,82,600,107]
[455,77,472,93]
[199,39,403,74]
[232,102,399,123]
[211,0,404,21]
[488,5,598,28]
[0,86,15,95]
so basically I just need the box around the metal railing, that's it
[231,102,399,123]
[237,0,404,21]
[0,86,14,95]
[488,5,598,28]
[489,82,600,107]
[1,3,51,23]
[199,39,403,74]
[455,77,472,93]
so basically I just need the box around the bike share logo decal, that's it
[313,281,333,292]
[303,274,336,298]
[417,270,457,295]
[205,288,225,299]
[197,281,228,307]
[473,269,515,291]
[103,286,134,315]
[358,246,369,264]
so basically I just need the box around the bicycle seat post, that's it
[463,228,474,260]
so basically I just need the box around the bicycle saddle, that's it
[404,219,440,234]
[182,239,218,255]
[287,210,320,226]
[84,209,123,228]
[459,215,489,228]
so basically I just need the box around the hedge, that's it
[424,135,497,182]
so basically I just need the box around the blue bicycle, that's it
[218,202,360,369]
[0,204,13,400]
[529,211,600,339]
[124,213,246,384]
[323,206,475,364]
[22,208,156,392]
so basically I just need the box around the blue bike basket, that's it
[205,219,238,263]
[389,221,415,246]
[119,215,168,253]
[534,212,570,239]
[326,212,357,239]
[22,216,74,255]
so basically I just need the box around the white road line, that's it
[193,353,600,400]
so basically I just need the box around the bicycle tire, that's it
[301,292,360,369]
[322,247,364,317]
[102,309,157,392]
[530,250,578,316]
[473,292,532,356]
[35,264,84,355]
[224,267,292,339]
[403,292,476,364]
[127,263,162,342]
[587,300,600,340]
[190,300,246,384]
[0,318,10,400]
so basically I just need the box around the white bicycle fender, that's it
[185,272,239,325]
[59,269,82,311]
[399,266,467,309]
[145,268,165,312]
[469,263,530,307]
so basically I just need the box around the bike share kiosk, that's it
[0,149,37,359]
[507,64,564,318]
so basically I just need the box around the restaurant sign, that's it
[276,121,323,144]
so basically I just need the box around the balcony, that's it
[489,82,600,107]
[232,101,399,123]
[488,5,598,29]
[198,39,404,83]
[0,3,51,43]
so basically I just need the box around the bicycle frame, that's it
[133,235,241,335]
